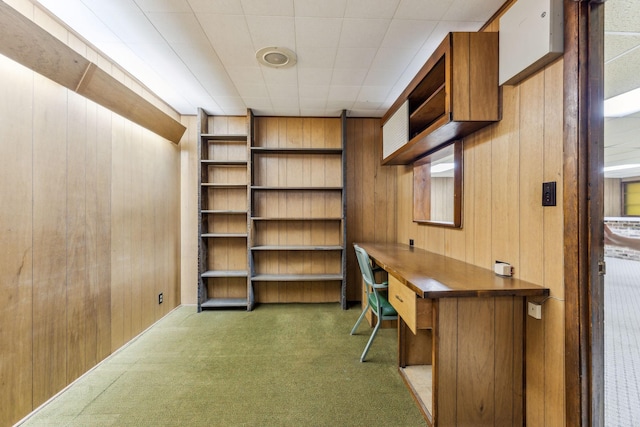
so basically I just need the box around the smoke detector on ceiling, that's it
[256,47,297,68]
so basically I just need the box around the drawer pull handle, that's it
[395,295,404,303]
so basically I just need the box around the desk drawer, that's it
[389,274,433,334]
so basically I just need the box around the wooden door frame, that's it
[564,0,605,426]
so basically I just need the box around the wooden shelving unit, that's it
[197,109,254,311]
[382,32,499,165]
[249,114,347,307]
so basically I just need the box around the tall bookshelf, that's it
[197,109,254,311]
[249,113,347,308]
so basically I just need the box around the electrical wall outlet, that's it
[528,301,542,319]
[158,293,163,304]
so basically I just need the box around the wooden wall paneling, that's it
[470,126,493,268]
[121,119,133,342]
[518,73,545,284]
[130,125,144,336]
[66,90,89,383]
[110,114,125,351]
[456,297,495,425]
[543,60,566,427]
[32,74,68,406]
[0,55,33,427]
[493,297,520,426]
[142,131,156,324]
[462,134,476,263]
[435,298,458,425]
[490,84,521,272]
[84,94,99,370]
[603,178,621,217]
[180,115,197,304]
[526,309,546,425]
[95,101,112,362]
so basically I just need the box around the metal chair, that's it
[350,244,398,362]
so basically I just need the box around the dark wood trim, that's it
[563,0,605,425]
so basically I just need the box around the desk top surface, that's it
[357,242,549,299]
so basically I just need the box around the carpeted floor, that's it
[19,303,426,426]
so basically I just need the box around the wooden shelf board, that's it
[251,186,342,191]
[251,217,343,221]
[201,160,247,166]
[201,134,247,141]
[400,365,433,424]
[251,245,343,251]
[202,183,247,188]
[409,84,446,133]
[202,210,247,214]
[201,270,248,278]
[201,233,247,238]
[200,298,248,309]
[251,147,342,154]
[252,274,343,282]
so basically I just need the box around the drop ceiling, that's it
[31,0,640,178]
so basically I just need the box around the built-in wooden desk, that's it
[357,243,549,427]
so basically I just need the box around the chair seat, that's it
[368,293,397,317]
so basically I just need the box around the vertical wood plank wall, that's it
[0,4,181,425]
[393,61,566,426]
[345,119,397,302]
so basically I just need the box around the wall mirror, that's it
[413,140,462,227]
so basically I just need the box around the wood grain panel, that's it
[544,298,566,427]
[0,55,33,427]
[66,91,89,383]
[518,73,545,284]
[457,297,496,425]
[32,74,68,406]
[95,104,112,362]
[345,119,397,302]
[491,84,520,272]
[435,298,458,425]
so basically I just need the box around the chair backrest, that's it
[353,244,375,288]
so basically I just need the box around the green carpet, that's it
[20,304,426,426]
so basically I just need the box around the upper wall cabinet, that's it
[381,32,500,165]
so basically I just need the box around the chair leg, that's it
[360,314,382,362]
[350,304,370,335]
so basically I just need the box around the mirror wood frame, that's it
[412,140,463,228]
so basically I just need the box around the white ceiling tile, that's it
[294,0,347,18]
[272,107,302,116]
[326,99,354,110]
[261,67,298,85]
[444,0,503,23]
[299,85,330,99]
[299,97,328,108]
[268,85,299,99]
[370,47,416,71]
[198,14,253,47]
[241,0,294,16]
[246,15,295,48]
[270,97,299,108]
[134,0,191,13]
[147,12,208,44]
[295,17,342,48]
[227,66,264,86]
[344,0,400,19]
[382,19,437,49]
[339,18,390,48]
[357,86,391,103]
[243,97,272,109]
[187,0,244,14]
[213,44,258,67]
[394,0,453,20]
[295,47,337,68]
[334,47,376,69]
[236,83,270,98]
[331,68,367,85]
[297,68,333,85]
[328,85,360,101]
